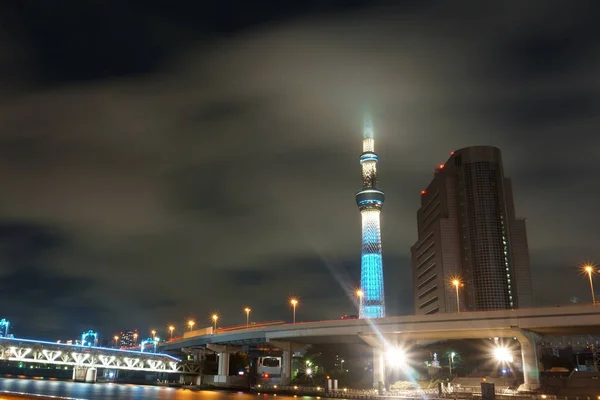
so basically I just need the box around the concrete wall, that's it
[204,374,248,388]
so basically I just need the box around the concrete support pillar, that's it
[372,347,385,393]
[514,329,541,391]
[207,343,242,378]
[268,340,307,385]
[281,342,293,385]
[218,351,230,376]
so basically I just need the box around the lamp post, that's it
[151,330,156,340]
[133,333,138,344]
[113,335,119,348]
[244,307,251,328]
[212,314,218,331]
[169,325,174,339]
[188,320,195,331]
[290,299,298,324]
[449,352,456,377]
[584,264,597,305]
[356,290,364,317]
[452,279,462,313]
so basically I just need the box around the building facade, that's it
[411,146,534,314]
[119,329,138,348]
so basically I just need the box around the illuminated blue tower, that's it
[356,116,385,319]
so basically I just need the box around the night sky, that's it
[0,0,598,340]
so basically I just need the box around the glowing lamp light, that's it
[439,164,445,169]
[493,346,514,363]
[385,347,407,367]
[305,367,313,376]
[421,190,426,195]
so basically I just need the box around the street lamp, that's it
[244,307,251,328]
[113,335,119,348]
[449,352,456,376]
[385,347,407,368]
[451,279,462,313]
[356,290,364,316]
[290,298,298,324]
[493,346,513,363]
[188,320,195,331]
[133,333,138,344]
[212,314,218,331]
[583,264,597,305]
[168,325,174,339]
[151,329,156,339]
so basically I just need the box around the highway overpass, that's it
[161,304,600,391]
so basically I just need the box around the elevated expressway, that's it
[161,304,600,390]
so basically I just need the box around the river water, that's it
[0,378,317,400]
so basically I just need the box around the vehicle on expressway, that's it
[340,314,358,320]
[257,356,281,378]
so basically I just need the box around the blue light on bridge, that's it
[0,319,11,337]
[81,330,98,347]
[0,336,179,361]
[140,337,160,353]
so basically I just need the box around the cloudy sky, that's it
[0,0,598,340]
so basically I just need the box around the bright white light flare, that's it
[493,346,513,363]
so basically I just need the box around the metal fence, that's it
[251,384,570,400]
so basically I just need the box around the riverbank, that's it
[0,390,86,400]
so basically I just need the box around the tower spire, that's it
[363,114,374,139]
[356,116,386,319]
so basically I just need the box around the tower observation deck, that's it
[356,116,385,319]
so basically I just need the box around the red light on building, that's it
[421,190,426,195]
[263,373,269,378]
[439,164,444,169]
[451,151,455,155]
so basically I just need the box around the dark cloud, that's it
[0,222,109,337]
[0,0,597,340]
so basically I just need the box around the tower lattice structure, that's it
[355,116,386,319]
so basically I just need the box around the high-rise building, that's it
[411,146,533,315]
[356,116,386,318]
[119,329,138,348]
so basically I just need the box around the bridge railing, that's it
[0,337,185,374]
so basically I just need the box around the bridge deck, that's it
[161,304,600,350]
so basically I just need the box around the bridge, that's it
[160,304,600,391]
[0,337,199,383]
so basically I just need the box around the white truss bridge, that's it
[0,337,199,374]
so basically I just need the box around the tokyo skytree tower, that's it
[355,116,386,319]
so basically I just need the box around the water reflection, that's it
[0,377,313,400]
